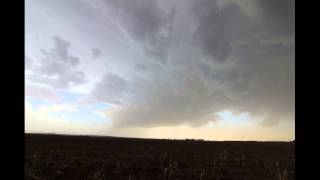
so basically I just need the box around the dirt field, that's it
[25,134,295,180]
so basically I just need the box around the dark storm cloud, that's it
[229,40,295,125]
[194,39,294,126]
[257,0,295,37]
[96,70,227,127]
[25,36,86,89]
[191,0,256,63]
[102,0,175,64]
[89,0,294,127]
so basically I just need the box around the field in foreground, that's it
[25,134,294,180]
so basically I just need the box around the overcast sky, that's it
[25,0,295,141]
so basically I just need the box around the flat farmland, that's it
[25,134,295,180]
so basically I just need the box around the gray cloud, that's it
[135,64,147,71]
[90,73,131,105]
[230,40,295,125]
[25,36,86,89]
[25,56,34,69]
[91,48,101,58]
[257,0,295,37]
[102,0,175,64]
[94,70,227,127]
[191,0,256,63]
[190,0,295,63]
[80,0,294,128]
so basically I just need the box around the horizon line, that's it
[25,132,294,143]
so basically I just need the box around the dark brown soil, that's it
[25,133,295,180]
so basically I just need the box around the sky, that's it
[25,0,295,141]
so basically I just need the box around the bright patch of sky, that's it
[26,98,112,124]
[216,111,251,125]
[49,103,112,124]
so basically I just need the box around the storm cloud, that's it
[101,0,175,64]
[89,0,294,127]
[25,0,295,133]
